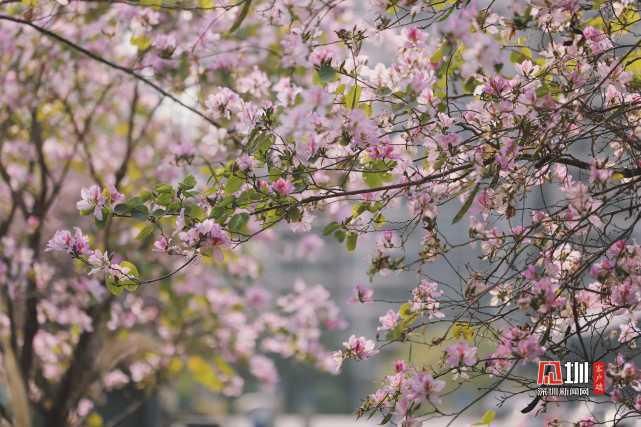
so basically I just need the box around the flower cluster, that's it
[9,0,641,424]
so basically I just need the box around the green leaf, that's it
[119,261,140,278]
[228,213,249,233]
[249,133,273,162]
[106,276,124,296]
[86,413,103,427]
[474,410,496,426]
[352,203,368,218]
[120,197,149,219]
[188,356,224,391]
[155,183,174,194]
[136,224,155,241]
[344,85,362,109]
[361,102,373,117]
[509,47,532,64]
[363,165,393,187]
[224,175,243,195]
[214,355,235,376]
[399,303,413,320]
[126,196,146,206]
[199,0,214,7]
[130,205,149,219]
[185,204,206,221]
[317,61,336,84]
[625,49,641,78]
[346,232,358,251]
[286,206,303,223]
[179,175,197,191]
[452,182,480,224]
[140,191,154,202]
[228,0,251,33]
[430,44,446,63]
[113,204,130,215]
[363,171,385,188]
[432,0,455,11]
[323,222,341,236]
[130,34,152,51]
[210,206,229,220]
[464,77,479,93]
[155,192,174,206]
[238,189,261,204]
[119,261,140,292]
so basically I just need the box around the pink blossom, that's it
[87,250,112,275]
[492,327,544,368]
[153,34,176,56]
[410,280,444,318]
[280,30,310,67]
[237,154,256,171]
[271,177,294,196]
[179,219,229,260]
[348,110,379,147]
[46,228,91,255]
[153,236,170,252]
[590,160,612,184]
[577,417,596,427]
[104,370,129,390]
[604,84,621,105]
[583,26,613,54]
[394,359,407,373]
[349,284,374,304]
[76,399,94,418]
[27,215,39,232]
[607,240,626,258]
[250,355,279,386]
[436,133,461,150]
[404,371,445,403]
[612,279,640,308]
[236,67,270,97]
[367,143,395,160]
[377,310,400,331]
[515,59,539,76]
[170,141,195,161]
[296,234,324,261]
[309,46,337,67]
[77,185,124,221]
[445,341,477,367]
[377,230,400,249]
[516,334,544,362]
[404,27,427,46]
[619,322,638,344]
[342,335,378,360]
[531,278,566,314]
[496,137,519,170]
[129,362,152,382]
[590,259,614,279]
[245,286,271,309]
[76,185,107,220]
[205,87,243,120]
[482,76,510,97]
